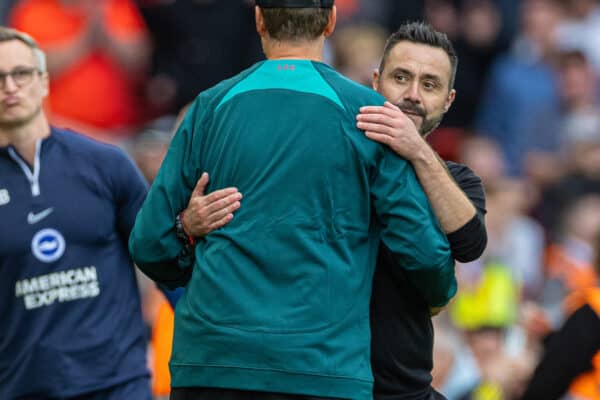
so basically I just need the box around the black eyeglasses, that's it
[0,67,40,89]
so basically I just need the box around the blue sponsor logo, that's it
[31,228,66,263]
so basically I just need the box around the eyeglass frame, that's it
[0,66,42,90]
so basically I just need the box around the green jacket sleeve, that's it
[128,100,202,288]
[371,148,457,307]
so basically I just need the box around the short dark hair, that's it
[379,22,458,90]
[261,8,331,42]
[0,26,46,72]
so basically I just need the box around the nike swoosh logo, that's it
[27,208,54,225]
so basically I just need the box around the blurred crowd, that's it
[3,0,600,399]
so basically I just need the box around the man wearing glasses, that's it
[0,27,151,399]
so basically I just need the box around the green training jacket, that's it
[129,59,456,399]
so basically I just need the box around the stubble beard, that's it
[0,103,42,130]
[419,114,444,138]
[397,101,444,138]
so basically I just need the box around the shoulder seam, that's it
[311,61,347,113]
[312,63,381,170]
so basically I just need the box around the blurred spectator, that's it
[535,140,600,240]
[9,0,151,142]
[448,262,535,400]
[524,50,600,193]
[426,0,519,47]
[556,50,600,147]
[475,0,564,176]
[148,296,174,399]
[127,117,173,184]
[491,0,520,46]
[126,116,179,399]
[444,0,506,130]
[432,321,481,400]
[436,167,545,400]
[459,135,506,188]
[331,24,387,86]
[521,230,600,400]
[459,137,549,272]
[384,0,425,32]
[555,0,600,73]
[427,126,466,162]
[451,263,518,332]
[0,0,17,24]
[138,0,263,115]
[333,0,425,33]
[539,195,600,328]
[329,0,360,22]
[425,0,460,40]
[483,179,546,299]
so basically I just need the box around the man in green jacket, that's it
[129,1,456,399]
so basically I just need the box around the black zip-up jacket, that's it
[371,161,488,400]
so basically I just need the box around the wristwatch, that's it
[175,211,196,268]
[175,211,196,246]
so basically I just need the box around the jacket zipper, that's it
[7,139,41,197]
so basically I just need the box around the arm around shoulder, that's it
[371,149,457,307]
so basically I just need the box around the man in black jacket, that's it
[356,22,487,400]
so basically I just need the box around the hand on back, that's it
[181,172,242,238]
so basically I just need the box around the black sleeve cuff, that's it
[446,212,487,263]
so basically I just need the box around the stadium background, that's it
[3,0,600,398]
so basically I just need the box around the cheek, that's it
[425,98,449,117]
[378,81,404,103]
[27,88,45,103]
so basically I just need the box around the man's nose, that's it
[403,82,421,104]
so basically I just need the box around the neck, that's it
[0,114,51,165]
[263,37,325,62]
